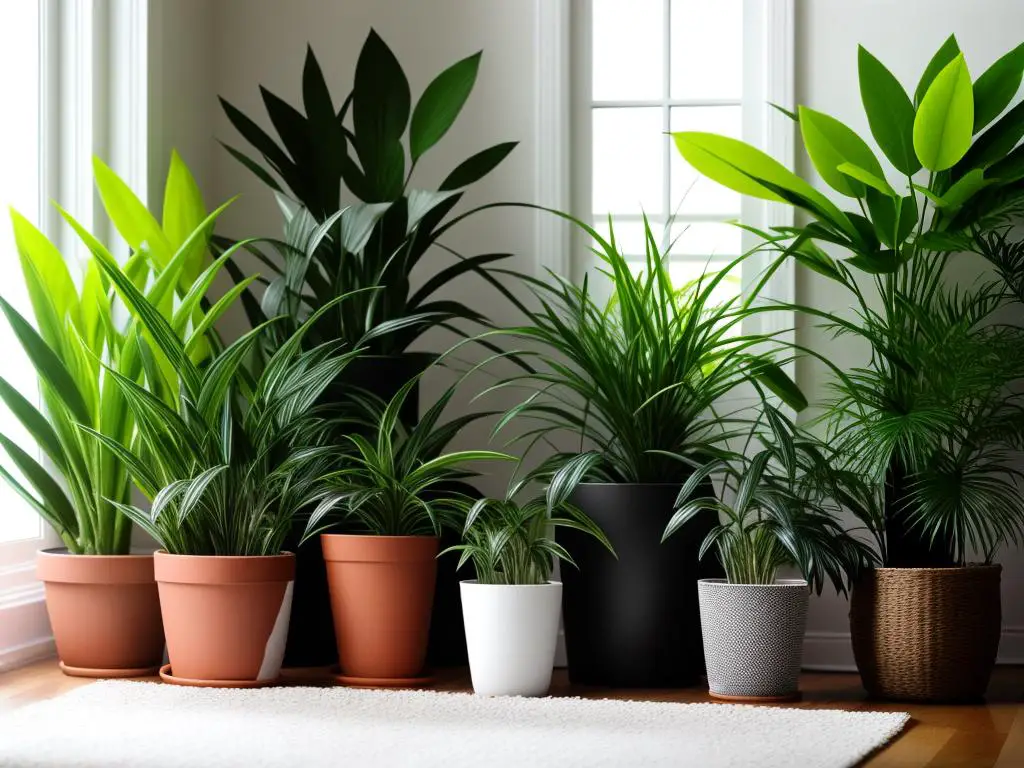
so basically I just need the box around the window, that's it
[0,0,44,549]
[571,0,795,321]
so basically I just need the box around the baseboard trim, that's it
[0,637,55,673]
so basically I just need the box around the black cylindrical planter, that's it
[558,482,723,687]
[283,353,433,668]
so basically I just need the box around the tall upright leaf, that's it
[913,54,974,171]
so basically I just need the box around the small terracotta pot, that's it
[154,551,295,683]
[322,534,438,680]
[37,548,165,678]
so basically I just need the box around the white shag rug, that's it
[0,681,909,768]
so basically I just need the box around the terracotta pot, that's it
[154,551,295,683]
[850,565,1001,701]
[37,548,165,678]
[322,534,438,680]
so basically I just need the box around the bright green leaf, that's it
[913,54,974,171]
[858,45,921,175]
[799,106,885,197]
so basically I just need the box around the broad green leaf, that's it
[406,189,460,233]
[339,202,392,253]
[9,210,80,347]
[673,132,856,238]
[845,248,905,274]
[301,45,345,215]
[837,162,896,197]
[913,54,974,171]
[93,156,174,268]
[914,34,961,106]
[955,100,1024,173]
[439,142,517,191]
[987,143,1024,182]
[799,106,885,197]
[858,46,921,175]
[352,29,410,200]
[937,168,992,208]
[410,51,481,162]
[972,42,1024,132]
[162,149,207,283]
[865,190,917,248]
[748,360,807,412]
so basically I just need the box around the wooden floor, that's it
[2,658,1023,766]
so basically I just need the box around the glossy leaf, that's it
[837,162,896,197]
[93,156,174,268]
[914,34,961,106]
[439,141,517,191]
[973,42,1024,132]
[799,106,885,197]
[858,45,921,175]
[410,51,481,162]
[914,54,974,171]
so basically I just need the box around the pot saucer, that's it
[158,664,280,688]
[59,661,161,679]
[330,667,434,688]
[709,690,801,703]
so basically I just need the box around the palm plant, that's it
[442,474,613,585]
[490,213,806,500]
[0,156,243,554]
[218,31,521,357]
[664,406,876,594]
[302,373,515,540]
[673,36,1024,566]
[81,251,374,556]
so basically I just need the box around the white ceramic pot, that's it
[698,578,810,702]
[460,580,562,696]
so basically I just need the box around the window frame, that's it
[0,0,148,671]
[562,0,795,342]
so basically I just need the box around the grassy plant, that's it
[664,406,876,594]
[302,373,515,540]
[488,213,805,507]
[80,253,391,556]
[441,473,613,585]
[0,155,240,554]
[673,36,1024,566]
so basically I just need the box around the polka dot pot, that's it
[697,578,810,702]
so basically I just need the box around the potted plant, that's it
[672,36,1024,700]
[302,374,514,686]
[1,154,234,678]
[443,475,612,697]
[217,31,523,665]
[493,214,806,687]
[665,407,874,702]
[86,252,364,686]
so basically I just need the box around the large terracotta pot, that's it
[322,534,438,682]
[850,565,1001,702]
[154,552,294,685]
[37,548,165,678]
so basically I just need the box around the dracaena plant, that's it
[441,473,614,586]
[302,372,515,540]
[218,30,521,357]
[673,36,1024,567]
[83,253,374,556]
[664,406,876,595]
[489,213,806,505]
[0,155,240,554]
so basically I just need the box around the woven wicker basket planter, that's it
[849,566,1001,702]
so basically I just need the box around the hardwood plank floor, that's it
[2,658,1023,766]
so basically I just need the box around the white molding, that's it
[802,627,1024,672]
[533,0,571,276]
[0,588,52,673]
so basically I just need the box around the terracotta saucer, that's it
[709,690,801,703]
[59,661,161,679]
[158,664,280,688]
[330,667,435,688]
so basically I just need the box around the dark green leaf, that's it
[410,51,481,162]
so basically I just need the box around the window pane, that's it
[0,2,42,544]
[669,221,742,258]
[592,0,664,101]
[592,219,667,258]
[593,107,664,216]
[670,105,742,215]
[670,0,743,100]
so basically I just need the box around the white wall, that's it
[148,0,1024,670]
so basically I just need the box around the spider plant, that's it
[80,252,381,556]
[673,36,1024,566]
[302,372,515,540]
[490,212,806,502]
[442,473,613,585]
[218,31,521,357]
[0,155,243,554]
[664,406,876,594]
